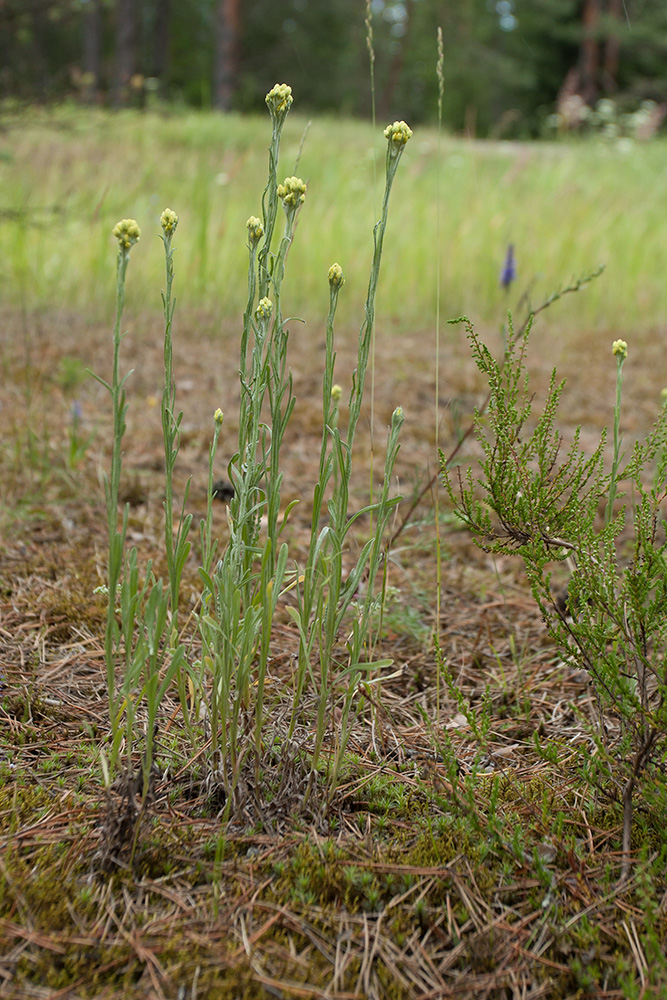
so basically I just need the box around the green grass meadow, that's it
[3,105,667,338]
[3,103,667,999]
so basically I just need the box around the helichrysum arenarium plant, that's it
[98,85,412,832]
[194,92,412,816]
[94,216,187,816]
[445,318,667,881]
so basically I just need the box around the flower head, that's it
[331,384,342,401]
[265,84,293,122]
[500,244,516,290]
[328,263,345,289]
[214,408,224,426]
[612,339,628,360]
[256,297,273,321]
[160,208,178,235]
[384,120,413,147]
[246,215,264,246]
[277,176,307,210]
[112,218,141,251]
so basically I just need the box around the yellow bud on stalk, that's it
[112,218,141,250]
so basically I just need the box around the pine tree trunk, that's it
[580,0,600,104]
[213,0,240,111]
[83,0,103,104]
[114,0,136,107]
[604,0,622,91]
[153,0,171,98]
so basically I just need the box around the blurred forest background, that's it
[3,0,667,137]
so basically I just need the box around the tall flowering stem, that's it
[288,121,412,793]
[343,121,412,507]
[289,264,345,732]
[259,83,293,300]
[160,209,192,629]
[103,219,140,728]
[606,339,628,529]
[160,208,193,726]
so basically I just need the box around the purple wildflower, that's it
[500,244,516,291]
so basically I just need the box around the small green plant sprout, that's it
[445,317,667,882]
[66,400,95,470]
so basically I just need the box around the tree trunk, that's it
[580,0,600,104]
[152,0,171,98]
[603,0,622,91]
[213,0,240,111]
[114,0,136,107]
[379,0,414,121]
[83,0,103,104]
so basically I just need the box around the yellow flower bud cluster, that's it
[331,384,342,401]
[384,120,413,146]
[160,208,178,234]
[328,263,345,289]
[112,218,141,250]
[265,83,293,118]
[277,176,307,209]
[256,297,273,321]
[612,339,628,360]
[214,408,224,426]
[246,216,264,244]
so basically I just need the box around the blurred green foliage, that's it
[2,1,667,136]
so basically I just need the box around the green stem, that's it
[104,246,131,728]
[606,353,626,529]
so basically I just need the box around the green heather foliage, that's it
[98,86,410,816]
[445,317,667,878]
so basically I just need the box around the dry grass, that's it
[2,302,667,998]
